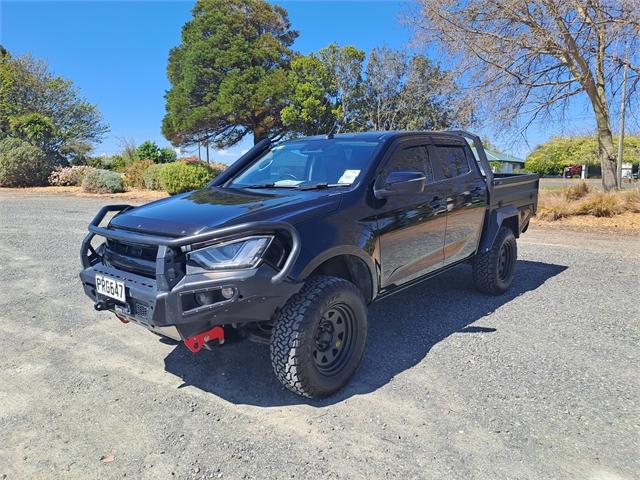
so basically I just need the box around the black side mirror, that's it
[374,171,426,199]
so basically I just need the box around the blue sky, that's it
[1,0,596,162]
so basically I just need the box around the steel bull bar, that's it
[80,204,302,351]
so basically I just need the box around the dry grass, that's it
[564,180,590,201]
[538,184,640,221]
[537,191,576,220]
[0,186,168,203]
[622,189,640,213]
[573,192,623,217]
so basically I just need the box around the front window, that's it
[227,139,381,189]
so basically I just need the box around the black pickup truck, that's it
[80,130,538,398]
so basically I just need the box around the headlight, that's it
[188,236,273,270]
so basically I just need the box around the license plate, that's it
[95,275,126,303]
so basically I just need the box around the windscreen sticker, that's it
[338,169,361,184]
[274,179,303,186]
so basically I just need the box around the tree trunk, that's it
[595,118,618,191]
[253,125,267,144]
[586,87,618,191]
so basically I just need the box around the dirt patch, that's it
[0,186,168,202]
[532,211,640,235]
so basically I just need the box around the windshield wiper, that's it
[297,182,351,191]
[240,183,297,189]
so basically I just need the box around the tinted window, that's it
[382,146,433,183]
[433,146,470,178]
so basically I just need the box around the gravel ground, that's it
[0,191,638,480]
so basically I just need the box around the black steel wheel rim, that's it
[498,241,514,281]
[312,303,356,376]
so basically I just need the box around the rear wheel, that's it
[472,226,517,295]
[270,276,368,399]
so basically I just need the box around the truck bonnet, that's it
[107,186,341,237]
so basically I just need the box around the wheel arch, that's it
[478,206,520,254]
[297,247,378,304]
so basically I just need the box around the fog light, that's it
[195,291,217,306]
[221,287,236,299]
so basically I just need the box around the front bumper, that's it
[80,205,302,340]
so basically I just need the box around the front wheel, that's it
[472,226,517,295]
[270,276,368,399]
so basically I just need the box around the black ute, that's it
[80,130,539,398]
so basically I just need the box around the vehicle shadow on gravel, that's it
[163,260,567,406]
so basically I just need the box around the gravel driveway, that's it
[0,191,638,480]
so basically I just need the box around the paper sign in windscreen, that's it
[338,169,361,184]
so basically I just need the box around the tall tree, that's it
[361,48,469,131]
[281,44,365,135]
[412,0,639,191]
[163,0,298,148]
[0,52,107,161]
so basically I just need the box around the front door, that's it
[376,140,447,288]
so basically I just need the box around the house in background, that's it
[485,149,525,173]
[470,147,525,173]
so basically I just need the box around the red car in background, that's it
[563,165,583,178]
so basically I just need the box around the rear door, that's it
[375,138,448,288]
[429,142,487,265]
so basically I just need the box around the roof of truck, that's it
[299,130,467,142]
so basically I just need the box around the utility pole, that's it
[616,48,629,188]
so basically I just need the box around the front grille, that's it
[107,240,158,261]
[103,240,159,278]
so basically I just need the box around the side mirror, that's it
[373,171,426,199]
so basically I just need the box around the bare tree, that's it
[411,0,639,190]
[361,47,473,131]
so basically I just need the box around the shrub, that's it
[124,159,155,189]
[142,163,165,190]
[137,140,160,162]
[158,161,216,194]
[622,189,640,213]
[177,155,200,164]
[82,169,125,193]
[564,180,589,201]
[0,137,54,187]
[111,154,128,173]
[574,192,623,217]
[177,157,227,172]
[537,191,576,221]
[48,165,95,186]
[159,147,177,163]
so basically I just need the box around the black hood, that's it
[109,187,342,236]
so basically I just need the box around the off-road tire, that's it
[270,275,368,399]
[472,226,517,295]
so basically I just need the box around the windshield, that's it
[227,139,381,189]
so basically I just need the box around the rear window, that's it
[433,146,470,178]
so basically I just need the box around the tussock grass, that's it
[538,185,640,221]
[564,181,590,201]
[573,192,622,217]
[622,189,640,213]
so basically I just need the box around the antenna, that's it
[326,121,340,139]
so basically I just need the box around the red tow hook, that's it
[183,326,225,353]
